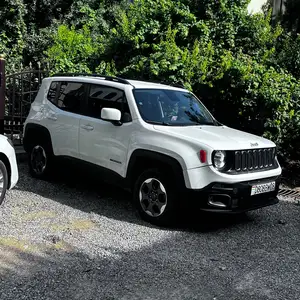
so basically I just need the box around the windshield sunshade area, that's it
[133,89,216,126]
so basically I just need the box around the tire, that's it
[28,138,54,179]
[133,168,180,226]
[0,160,8,205]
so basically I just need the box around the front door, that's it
[79,83,133,177]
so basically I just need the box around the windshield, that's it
[133,89,217,126]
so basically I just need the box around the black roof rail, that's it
[51,73,134,86]
[157,79,186,89]
[170,82,185,89]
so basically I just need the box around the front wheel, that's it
[0,160,9,205]
[133,168,180,226]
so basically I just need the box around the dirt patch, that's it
[0,237,37,253]
[23,211,57,221]
[48,219,96,232]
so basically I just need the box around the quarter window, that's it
[47,82,58,104]
[57,82,85,114]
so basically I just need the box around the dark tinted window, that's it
[57,82,85,114]
[87,84,131,122]
[47,81,58,104]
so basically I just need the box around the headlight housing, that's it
[213,150,227,170]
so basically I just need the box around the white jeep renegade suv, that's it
[23,74,282,225]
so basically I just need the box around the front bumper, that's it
[184,163,282,190]
[187,176,280,213]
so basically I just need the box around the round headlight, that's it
[213,150,226,170]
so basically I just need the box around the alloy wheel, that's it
[139,178,167,217]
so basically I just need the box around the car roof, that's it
[126,79,186,91]
[48,75,187,91]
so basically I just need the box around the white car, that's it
[23,74,282,225]
[0,135,19,204]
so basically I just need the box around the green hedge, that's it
[33,0,300,159]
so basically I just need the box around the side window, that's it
[56,82,85,114]
[87,84,132,122]
[47,81,58,104]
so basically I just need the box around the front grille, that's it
[234,148,276,172]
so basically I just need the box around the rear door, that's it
[45,81,87,158]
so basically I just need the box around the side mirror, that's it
[101,107,121,121]
[101,107,122,125]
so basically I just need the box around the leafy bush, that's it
[1,0,298,159]
[46,24,104,74]
[275,33,300,79]
[0,0,26,68]
[43,0,300,158]
[205,54,300,155]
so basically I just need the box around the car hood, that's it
[153,125,276,150]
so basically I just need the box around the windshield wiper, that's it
[201,122,215,126]
[188,121,216,126]
[147,121,171,126]
[194,119,221,126]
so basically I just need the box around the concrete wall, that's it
[272,0,286,14]
[247,0,285,14]
[248,0,268,13]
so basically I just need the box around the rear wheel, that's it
[0,160,8,205]
[28,139,54,179]
[133,168,180,226]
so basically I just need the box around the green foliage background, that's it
[0,0,299,159]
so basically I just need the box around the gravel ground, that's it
[0,161,299,300]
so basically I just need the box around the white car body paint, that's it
[24,76,282,191]
[0,134,19,189]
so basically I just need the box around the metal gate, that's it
[5,67,49,145]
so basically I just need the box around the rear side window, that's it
[47,81,86,114]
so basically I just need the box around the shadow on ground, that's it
[3,161,300,299]
[0,215,300,300]
[15,160,257,232]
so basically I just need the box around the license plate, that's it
[251,181,276,196]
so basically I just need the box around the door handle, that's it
[81,124,94,131]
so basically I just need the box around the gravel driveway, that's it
[0,161,299,300]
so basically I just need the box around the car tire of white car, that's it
[28,139,54,179]
[0,160,8,205]
[133,168,179,226]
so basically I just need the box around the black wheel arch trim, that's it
[23,123,54,154]
[126,149,186,189]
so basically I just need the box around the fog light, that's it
[208,195,231,208]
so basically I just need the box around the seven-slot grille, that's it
[234,148,276,172]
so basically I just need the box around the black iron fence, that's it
[3,64,49,144]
